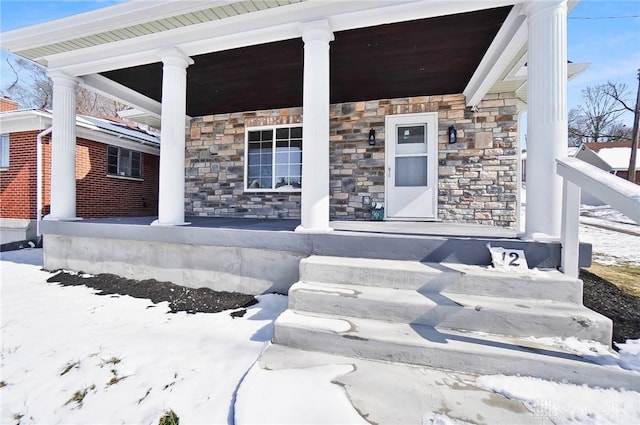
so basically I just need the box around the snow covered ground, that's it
[521,186,640,266]
[2,238,640,424]
[579,206,640,266]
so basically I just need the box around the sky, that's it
[0,0,638,125]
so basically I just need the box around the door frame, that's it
[384,112,438,220]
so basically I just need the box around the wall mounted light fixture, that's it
[368,129,376,145]
[448,125,457,144]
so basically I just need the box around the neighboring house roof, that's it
[597,147,638,171]
[574,144,613,172]
[572,141,638,173]
[584,140,634,152]
[0,109,160,155]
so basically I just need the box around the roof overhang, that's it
[0,110,160,155]
[5,0,586,118]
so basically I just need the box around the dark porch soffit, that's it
[101,6,511,117]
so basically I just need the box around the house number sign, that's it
[487,245,529,272]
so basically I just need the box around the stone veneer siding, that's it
[185,92,519,227]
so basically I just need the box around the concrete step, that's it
[299,255,583,303]
[273,310,639,391]
[289,281,612,344]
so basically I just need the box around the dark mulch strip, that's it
[581,269,640,345]
[47,271,257,314]
[46,268,639,344]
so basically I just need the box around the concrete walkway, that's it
[248,344,543,424]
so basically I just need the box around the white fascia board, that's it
[46,0,521,77]
[506,59,590,82]
[464,3,527,107]
[75,126,160,156]
[0,111,52,133]
[329,0,522,32]
[567,62,590,81]
[1,0,241,52]
[79,74,163,119]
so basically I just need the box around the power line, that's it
[569,15,640,19]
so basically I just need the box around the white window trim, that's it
[244,124,303,193]
[106,174,144,182]
[0,134,9,169]
[107,145,143,179]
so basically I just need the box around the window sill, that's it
[244,188,302,193]
[106,174,144,182]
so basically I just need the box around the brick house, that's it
[0,99,160,244]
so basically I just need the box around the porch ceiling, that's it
[101,6,511,117]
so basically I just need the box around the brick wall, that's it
[75,139,159,218]
[0,131,159,219]
[0,98,19,112]
[186,92,519,227]
[0,131,39,219]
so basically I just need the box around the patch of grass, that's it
[107,375,125,386]
[159,410,179,425]
[64,385,95,408]
[137,388,152,404]
[163,372,178,390]
[60,361,80,376]
[106,368,126,386]
[0,381,7,388]
[101,356,121,366]
[587,262,640,296]
[12,413,23,422]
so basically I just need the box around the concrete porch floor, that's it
[80,216,518,238]
[42,215,587,271]
[40,216,590,295]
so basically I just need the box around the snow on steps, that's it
[272,255,627,389]
[273,310,640,391]
[299,255,584,303]
[289,281,612,343]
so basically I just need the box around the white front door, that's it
[385,112,438,220]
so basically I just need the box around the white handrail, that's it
[556,157,640,277]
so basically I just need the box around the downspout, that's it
[36,126,52,242]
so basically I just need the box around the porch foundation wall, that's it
[186,93,518,227]
[43,234,303,295]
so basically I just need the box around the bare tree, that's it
[568,83,629,144]
[1,53,127,117]
[2,55,53,109]
[612,71,640,182]
[76,87,128,117]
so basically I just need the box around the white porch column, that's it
[296,20,334,233]
[153,48,193,226]
[524,0,568,239]
[48,71,79,220]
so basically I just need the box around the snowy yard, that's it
[1,209,640,425]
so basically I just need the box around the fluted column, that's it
[153,48,193,226]
[524,0,568,239]
[295,20,334,233]
[48,71,79,220]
